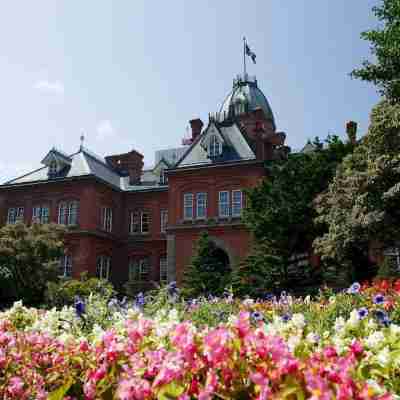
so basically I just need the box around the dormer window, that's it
[49,160,58,177]
[160,168,168,185]
[209,135,222,158]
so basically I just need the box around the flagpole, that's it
[243,36,246,77]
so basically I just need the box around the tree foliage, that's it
[182,232,231,298]
[352,0,400,102]
[314,100,400,280]
[239,135,354,294]
[0,223,66,305]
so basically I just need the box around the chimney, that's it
[106,150,144,185]
[189,118,203,141]
[346,121,357,145]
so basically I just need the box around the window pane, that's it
[184,193,193,219]
[7,208,16,224]
[69,201,79,225]
[41,206,50,224]
[16,207,24,222]
[196,192,207,219]
[232,190,243,217]
[160,257,167,283]
[58,203,67,224]
[219,191,230,217]
[141,212,150,233]
[129,259,139,281]
[140,258,150,281]
[161,210,168,233]
[130,211,140,234]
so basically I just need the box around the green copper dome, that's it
[218,74,275,129]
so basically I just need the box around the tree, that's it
[238,135,354,294]
[182,232,231,298]
[352,0,400,102]
[314,100,400,282]
[0,223,66,305]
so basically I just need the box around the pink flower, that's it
[7,376,25,398]
[116,378,151,400]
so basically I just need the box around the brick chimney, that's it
[189,118,203,141]
[106,150,144,185]
[346,121,357,145]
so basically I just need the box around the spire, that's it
[80,131,85,150]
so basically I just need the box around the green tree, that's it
[314,100,400,281]
[0,223,66,305]
[237,135,354,295]
[182,232,231,298]
[352,0,400,102]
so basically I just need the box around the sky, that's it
[0,0,381,182]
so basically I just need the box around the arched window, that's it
[209,135,221,158]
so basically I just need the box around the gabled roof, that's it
[175,120,255,168]
[41,148,72,166]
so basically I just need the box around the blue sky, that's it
[0,1,380,182]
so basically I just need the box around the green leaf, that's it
[47,378,73,400]
[157,381,185,400]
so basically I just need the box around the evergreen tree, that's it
[182,232,231,298]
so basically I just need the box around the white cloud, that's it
[96,120,115,140]
[33,80,64,95]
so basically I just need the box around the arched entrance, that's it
[212,247,231,274]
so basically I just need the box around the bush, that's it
[45,272,115,308]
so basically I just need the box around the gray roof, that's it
[155,147,188,167]
[2,147,166,192]
[175,121,255,168]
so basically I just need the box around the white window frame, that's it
[130,211,151,234]
[218,191,230,218]
[183,193,194,220]
[32,205,50,224]
[58,201,79,226]
[160,210,168,233]
[96,256,111,280]
[196,192,207,220]
[232,190,243,217]
[59,255,72,278]
[141,212,150,234]
[129,258,150,281]
[159,257,168,283]
[209,135,222,158]
[102,207,113,232]
[7,207,24,225]
[160,169,168,185]
[49,160,58,176]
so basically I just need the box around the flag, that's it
[245,43,256,64]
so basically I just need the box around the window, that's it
[130,211,151,234]
[32,205,50,224]
[384,247,400,271]
[196,192,207,219]
[160,257,168,283]
[96,256,111,280]
[218,191,230,218]
[209,135,222,158]
[129,258,150,281]
[160,169,168,185]
[49,160,58,177]
[160,210,168,233]
[58,201,79,226]
[101,207,113,232]
[59,255,72,278]
[7,207,24,225]
[183,193,194,220]
[232,190,243,217]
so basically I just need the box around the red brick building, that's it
[0,74,288,291]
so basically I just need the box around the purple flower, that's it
[282,313,292,323]
[135,292,145,308]
[375,310,391,326]
[347,282,361,294]
[251,311,264,322]
[74,297,85,317]
[357,307,368,319]
[373,294,385,305]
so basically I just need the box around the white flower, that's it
[347,310,361,328]
[376,346,390,367]
[287,335,301,352]
[365,331,385,350]
[243,298,254,306]
[291,313,305,329]
[334,317,346,333]
[306,332,320,344]
[390,324,400,336]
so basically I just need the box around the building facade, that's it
[0,74,288,291]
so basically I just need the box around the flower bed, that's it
[1,280,400,399]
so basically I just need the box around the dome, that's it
[218,74,275,129]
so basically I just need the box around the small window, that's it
[49,160,58,177]
[130,211,140,234]
[160,210,168,233]
[160,169,168,185]
[58,201,79,226]
[7,207,24,225]
[184,193,194,220]
[59,255,72,278]
[196,192,207,219]
[32,205,50,224]
[209,135,222,158]
[160,257,168,283]
[101,207,113,232]
[218,191,230,218]
[232,190,243,217]
[141,212,150,234]
[129,258,150,281]
[96,256,111,280]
